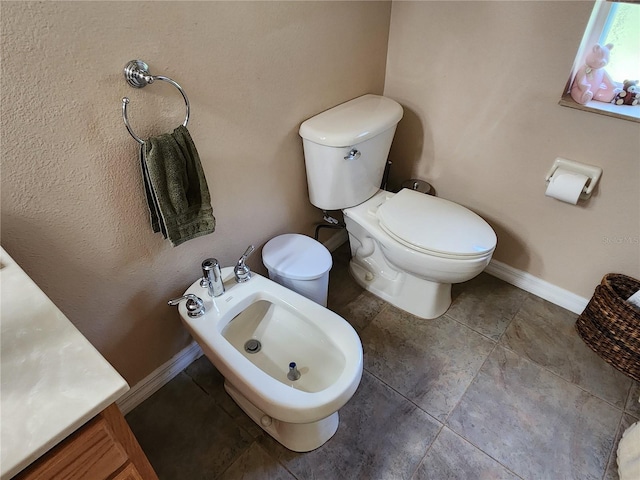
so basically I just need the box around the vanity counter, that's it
[0,247,129,479]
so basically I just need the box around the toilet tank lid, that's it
[299,94,404,147]
[262,234,332,281]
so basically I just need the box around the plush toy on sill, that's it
[570,43,622,105]
[613,79,640,106]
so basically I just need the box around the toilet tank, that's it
[299,94,403,210]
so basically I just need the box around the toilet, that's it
[174,266,363,452]
[299,94,497,319]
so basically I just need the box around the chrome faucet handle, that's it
[167,294,205,317]
[201,258,225,297]
[234,245,255,283]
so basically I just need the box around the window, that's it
[560,0,640,123]
[599,2,640,81]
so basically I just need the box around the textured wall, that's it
[385,1,640,297]
[1,1,391,384]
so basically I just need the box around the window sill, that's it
[559,92,640,123]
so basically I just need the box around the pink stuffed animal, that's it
[570,43,622,105]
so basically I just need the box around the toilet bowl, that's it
[175,266,363,452]
[343,189,496,319]
[299,94,497,319]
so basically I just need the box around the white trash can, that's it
[262,233,332,307]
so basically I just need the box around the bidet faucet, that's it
[167,294,205,317]
[201,258,225,297]
[234,245,255,283]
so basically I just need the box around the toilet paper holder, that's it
[545,157,603,201]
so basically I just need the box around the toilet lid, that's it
[376,189,497,258]
[262,234,332,281]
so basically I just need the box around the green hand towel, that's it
[141,125,215,246]
[140,146,164,236]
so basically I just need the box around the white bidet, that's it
[173,267,363,452]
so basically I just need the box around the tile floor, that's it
[127,244,639,480]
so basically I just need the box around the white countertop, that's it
[0,247,129,479]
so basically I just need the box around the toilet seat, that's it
[376,189,496,259]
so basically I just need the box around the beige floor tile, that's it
[448,346,621,480]
[502,295,632,408]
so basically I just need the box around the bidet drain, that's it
[244,339,261,353]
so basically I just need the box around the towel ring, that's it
[121,60,190,145]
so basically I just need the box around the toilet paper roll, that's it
[545,168,589,205]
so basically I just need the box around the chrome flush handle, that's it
[344,148,361,161]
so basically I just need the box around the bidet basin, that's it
[173,266,363,451]
[222,299,345,392]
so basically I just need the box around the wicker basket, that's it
[576,273,640,382]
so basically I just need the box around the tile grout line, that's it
[183,366,271,465]
[472,292,632,413]
[479,341,625,480]
[365,335,626,480]
[183,368,211,397]
[441,285,529,344]
[182,370,261,480]
[407,423,445,480]
[361,366,443,427]
[600,412,626,480]
[255,441,302,480]
[443,312,502,344]
[437,302,528,479]
[439,302,520,426]
[520,299,631,408]
[357,299,391,336]
[359,364,447,480]
[351,295,448,480]
[497,340,630,413]
[441,340,500,426]
[623,381,640,418]
[444,427,527,480]
[213,441,250,480]
[603,384,640,480]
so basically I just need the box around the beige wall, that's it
[3,0,639,387]
[384,1,640,298]
[1,1,391,384]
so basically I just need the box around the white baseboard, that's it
[485,259,589,315]
[117,341,203,415]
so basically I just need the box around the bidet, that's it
[169,264,363,451]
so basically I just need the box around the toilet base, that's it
[349,258,452,319]
[224,381,339,452]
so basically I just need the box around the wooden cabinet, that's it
[14,404,157,480]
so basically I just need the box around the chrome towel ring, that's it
[121,60,190,145]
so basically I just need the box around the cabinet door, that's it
[99,404,158,480]
[13,417,128,480]
[14,404,158,480]
[112,463,144,480]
